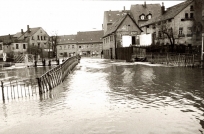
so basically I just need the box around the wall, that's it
[57,44,77,58]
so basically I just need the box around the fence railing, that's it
[36,56,79,94]
[0,78,39,101]
[146,52,200,67]
[0,56,80,101]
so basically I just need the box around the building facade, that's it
[76,30,103,57]
[57,35,77,58]
[15,25,50,58]
[140,0,197,51]
[103,13,142,59]
[103,2,161,34]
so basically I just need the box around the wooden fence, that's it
[0,56,80,101]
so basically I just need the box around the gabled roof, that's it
[104,13,142,37]
[57,35,77,44]
[13,32,23,38]
[130,3,161,21]
[76,30,103,43]
[141,0,193,27]
[18,27,41,40]
[104,10,131,24]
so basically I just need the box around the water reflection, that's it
[0,58,204,134]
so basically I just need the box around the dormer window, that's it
[147,14,152,20]
[140,14,145,20]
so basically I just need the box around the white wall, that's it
[139,34,152,46]
[122,36,132,47]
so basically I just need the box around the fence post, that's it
[1,81,5,101]
[36,77,42,94]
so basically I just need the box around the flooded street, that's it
[1,58,204,134]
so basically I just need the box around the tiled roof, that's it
[104,13,142,37]
[76,30,104,43]
[18,27,41,40]
[0,34,15,45]
[130,3,161,22]
[104,10,131,24]
[57,35,77,44]
[141,0,193,26]
[13,32,23,38]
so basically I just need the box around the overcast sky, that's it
[0,0,184,36]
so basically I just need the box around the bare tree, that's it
[157,22,175,52]
[50,31,58,59]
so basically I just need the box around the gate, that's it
[116,47,133,61]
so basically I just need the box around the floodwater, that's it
[1,58,204,134]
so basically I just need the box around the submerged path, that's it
[1,57,204,134]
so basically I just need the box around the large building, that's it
[17,25,50,53]
[76,30,103,56]
[130,2,162,26]
[57,35,77,58]
[103,13,142,59]
[56,30,104,58]
[140,0,196,51]
[103,2,162,34]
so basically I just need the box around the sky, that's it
[0,0,184,36]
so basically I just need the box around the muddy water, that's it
[0,58,204,134]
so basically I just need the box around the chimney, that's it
[144,1,146,8]
[161,2,165,15]
[21,29,23,34]
[123,6,125,11]
[27,25,30,32]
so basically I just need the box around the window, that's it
[158,31,162,38]
[32,43,34,46]
[44,43,46,47]
[16,44,19,49]
[190,5,194,11]
[68,45,70,49]
[23,44,26,49]
[147,14,152,20]
[190,13,194,18]
[38,43,40,48]
[0,44,2,50]
[44,36,46,40]
[72,45,74,49]
[41,36,43,40]
[79,46,81,48]
[110,35,113,41]
[37,35,40,40]
[179,27,183,35]
[32,36,34,40]
[140,15,145,20]
[187,27,192,37]
[59,46,62,50]
[185,13,188,18]
[64,45,66,49]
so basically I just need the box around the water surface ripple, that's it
[0,58,204,134]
